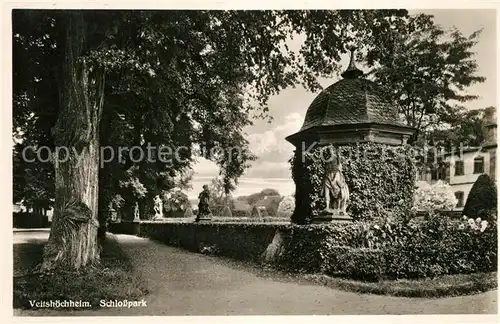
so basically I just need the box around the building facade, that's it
[416,107,497,211]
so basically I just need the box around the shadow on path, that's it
[14,231,498,316]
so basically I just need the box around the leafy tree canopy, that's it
[14,9,414,214]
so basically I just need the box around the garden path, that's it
[14,230,498,316]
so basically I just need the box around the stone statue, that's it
[133,201,140,221]
[195,185,212,222]
[323,159,349,215]
[153,195,163,219]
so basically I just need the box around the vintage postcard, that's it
[5,1,499,321]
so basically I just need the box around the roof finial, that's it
[341,46,363,79]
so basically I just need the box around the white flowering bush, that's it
[413,180,458,215]
[277,195,295,218]
[459,215,489,233]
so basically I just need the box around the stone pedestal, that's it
[311,210,352,224]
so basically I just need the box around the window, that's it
[473,156,484,174]
[455,160,464,176]
[431,167,446,180]
[431,169,438,180]
[455,191,465,208]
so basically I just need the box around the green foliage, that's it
[123,216,496,281]
[384,215,497,279]
[239,188,281,206]
[366,13,485,141]
[463,174,497,220]
[291,143,416,223]
[320,247,385,282]
[427,108,487,149]
[162,190,191,212]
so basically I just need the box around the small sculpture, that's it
[133,201,140,221]
[153,195,163,219]
[323,158,349,215]
[195,185,212,222]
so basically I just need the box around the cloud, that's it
[187,112,302,200]
[246,112,303,157]
[192,157,219,178]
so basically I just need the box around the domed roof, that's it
[300,50,407,132]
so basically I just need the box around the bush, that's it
[321,246,385,282]
[384,215,497,279]
[290,143,416,223]
[162,190,191,212]
[413,180,458,215]
[463,174,497,220]
[123,215,496,281]
[277,195,295,218]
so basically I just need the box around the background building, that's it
[417,107,497,211]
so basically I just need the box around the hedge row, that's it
[112,217,497,281]
[13,212,50,229]
[210,217,289,223]
[138,222,282,262]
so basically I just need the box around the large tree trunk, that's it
[41,12,105,272]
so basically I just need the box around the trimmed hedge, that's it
[111,216,497,281]
[13,212,50,228]
[321,247,385,282]
[138,222,280,262]
[463,174,497,220]
[210,217,289,223]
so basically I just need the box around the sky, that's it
[187,9,497,200]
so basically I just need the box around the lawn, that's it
[13,234,149,310]
[304,272,498,298]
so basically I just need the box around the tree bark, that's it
[41,12,105,272]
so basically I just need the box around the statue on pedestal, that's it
[323,159,349,216]
[195,185,212,222]
[133,201,140,221]
[153,195,163,219]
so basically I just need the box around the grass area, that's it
[13,235,149,310]
[304,272,498,298]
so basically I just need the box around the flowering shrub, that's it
[276,195,295,218]
[413,180,457,215]
[384,215,497,278]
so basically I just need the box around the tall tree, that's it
[14,9,414,271]
[365,13,485,141]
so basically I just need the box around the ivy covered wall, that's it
[291,143,417,224]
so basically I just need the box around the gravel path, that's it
[14,231,498,316]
